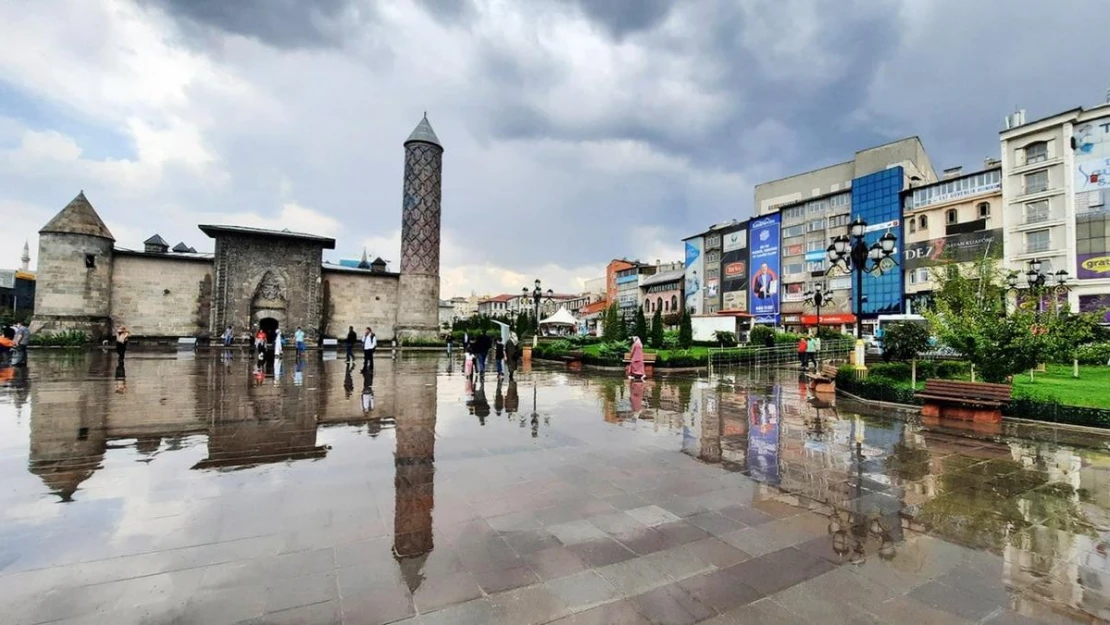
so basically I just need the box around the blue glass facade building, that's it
[851,167,904,317]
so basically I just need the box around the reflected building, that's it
[391,361,438,593]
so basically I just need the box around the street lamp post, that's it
[1006,258,1070,324]
[803,283,828,367]
[826,217,898,369]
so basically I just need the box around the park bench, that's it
[915,379,1012,424]
[806,363,839,394]
[623,352,658,378]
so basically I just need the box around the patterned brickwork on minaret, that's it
[400,115,442,276]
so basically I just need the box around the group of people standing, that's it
[0,322,30,368]
[461,331,519,380]
[344,325,378,371]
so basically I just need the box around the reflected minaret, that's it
[393,362,438,592]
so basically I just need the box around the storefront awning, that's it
[801,314,856,325]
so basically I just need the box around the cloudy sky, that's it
[1,0,1105,296]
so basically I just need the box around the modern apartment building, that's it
[901,163,1003,313]
[1000,104,1110,320]
[754,137,938,331]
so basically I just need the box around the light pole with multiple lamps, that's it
[803,283,829,367]
[1006,258,1070,323]
[523,279,553,347]
[826,217,898,369]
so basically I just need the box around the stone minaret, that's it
[31,192,116,340]
[21,240,30,272]
[396,114,443,340]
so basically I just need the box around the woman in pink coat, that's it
[627,336,646,380]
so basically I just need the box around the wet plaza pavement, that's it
[1,352,1110,625]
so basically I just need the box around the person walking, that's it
[13,322,30,367]
[797,336,808,370]
[362,327,377,370]
[494,338,505,378]
[115,325,131,363]
[345,326,357,363]
[627,336,646,380]
[273,328,284,358]
[806,333,818,369]
[294,327,306,355]
[446,334,453,358]
[505,332,519,381]
[222,325,234,347]
[475,332,491,376]
[255,328,267,360]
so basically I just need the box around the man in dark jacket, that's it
[475,332,491,376]
[345,326,357,363]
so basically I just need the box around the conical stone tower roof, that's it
[40,191,115,241]
[405,113,442,149]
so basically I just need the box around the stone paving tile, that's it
[676,568,764,613]
[263,571,338,613]
[770,566,892,624]
[410,570,483,614]
[546,599,650,625]
[684,511,748,537]
[699,597,809,625]
[566,537,637,568]
[488,583,572,625]
[595,555,674,596]
[639,546,714,581]
[587,511,648,536]
[338,585,416,625]
[652,520,711,547]
[261,599,342,625]
[524,545,590,581]
[502,528,563,556]
[613,527,671,556]
[673,537,752,569]
[547,520,610,545]
[470,563,541,594]
[868,595,975,625]
[716,504,774,527]
[628,582,715,625]
[417,597,495,625]
[544,570,622,613]
[726,546,836,596]
[910,579,1009,622]
[626,505,683,527]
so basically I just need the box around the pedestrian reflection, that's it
[273,357,283,384]
[344,364,354,399]
[505,380,518,418]
[293,358,303,386]
[361,367,375,414]
[114,362,127,394]
[630,380,644,419]
[473,379,489,426]
[494,378,504,416]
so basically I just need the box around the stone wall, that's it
[109,254,213,337]
[211,236,323,339]
[31,232,115,339]
[324,269,400,340]
[396,273,440,340]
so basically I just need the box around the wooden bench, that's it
[561,351,585,372]
[915,379,1012,424]
[805,363,839,394]
[623,352,658,378]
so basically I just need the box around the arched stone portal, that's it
[259,317,280,343]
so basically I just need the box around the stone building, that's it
[31,115,444,342]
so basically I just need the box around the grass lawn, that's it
[1012,364,1110,409]
[579,344,716,359]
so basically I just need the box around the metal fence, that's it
[707,339,855,373]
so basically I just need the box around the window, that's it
[1026,229,1050,254]
[783,207,804,221]
[806,260,825,273]
[919,215,928,229]
[977,202,991,218]
[1077,213,1110,257]
[1025,200,1049,224]
[1024,170,1048,194]
[656,297,663,312]
[806,240,825,252]
[785,263,804,276]
[671,295,677,311]
[908,269,917,285]
[827,214,851,228]
[908,268,930,285]
[806,219,825,232]
[909,219,917,233]
[84,253,96,268]
[1024,141,1048,165]
[783,225,804,238]
[945,209,957,225]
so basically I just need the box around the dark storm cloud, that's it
[558,0,675,37]
[142,0,360,48]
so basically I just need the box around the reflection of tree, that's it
[676,378,693,413]
[887,442,930,482]
[916,459,1094,551]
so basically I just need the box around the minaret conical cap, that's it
[405,113,442,149]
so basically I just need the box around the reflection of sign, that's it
[864,219,899,233]
[749,215,781,323]
[1079,294,1110,323]
[747,386,780,486]
[1078,254,1110,280]
[902,229,1003,269]
[723,229,747,252]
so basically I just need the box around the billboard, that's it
[684,239,703,314]
[748,215,781,324]
[1080,294,1110,323]
[722,228,747,252]
[1074,117,1110,192]
[0,270,13,290]
[902,228,1003,269]
[1079,254,1110,280]
[721,244,748,311]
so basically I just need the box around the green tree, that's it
[634,306,649,341]
[650,308,664,349]
[602,302,620,342]
[1045,311,1109,377]
[678,310,693,349]
[617,312,628,342]
[882,322,930,363]
[925,259,1045,383]
[749,325,774,346]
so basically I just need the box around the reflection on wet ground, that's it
[0,351,1108,624]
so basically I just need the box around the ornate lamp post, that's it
[803,283,830,367]
[1007,258,1070,323]
[826,217,898,340]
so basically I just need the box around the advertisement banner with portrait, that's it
[902,229,1003,269]
[720,246,748,312]
[684,239,703,314]
[1074,117,1110,192]
[748,215,781,324]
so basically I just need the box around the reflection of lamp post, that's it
[827,218,898,339]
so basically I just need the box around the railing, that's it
[1025,240,1051,254]
[707,339,855,373]
[1023,210,1051,225]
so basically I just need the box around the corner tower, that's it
[396,114,443,340]
[31,192,116,340]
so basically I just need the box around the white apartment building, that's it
[1000,104,1110,319]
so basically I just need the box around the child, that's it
[464,350,474,378]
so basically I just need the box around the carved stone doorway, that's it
[259,317,280,343]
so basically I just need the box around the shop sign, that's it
[1078,254,1110,280]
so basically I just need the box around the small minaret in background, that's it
[21,240,30,271]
